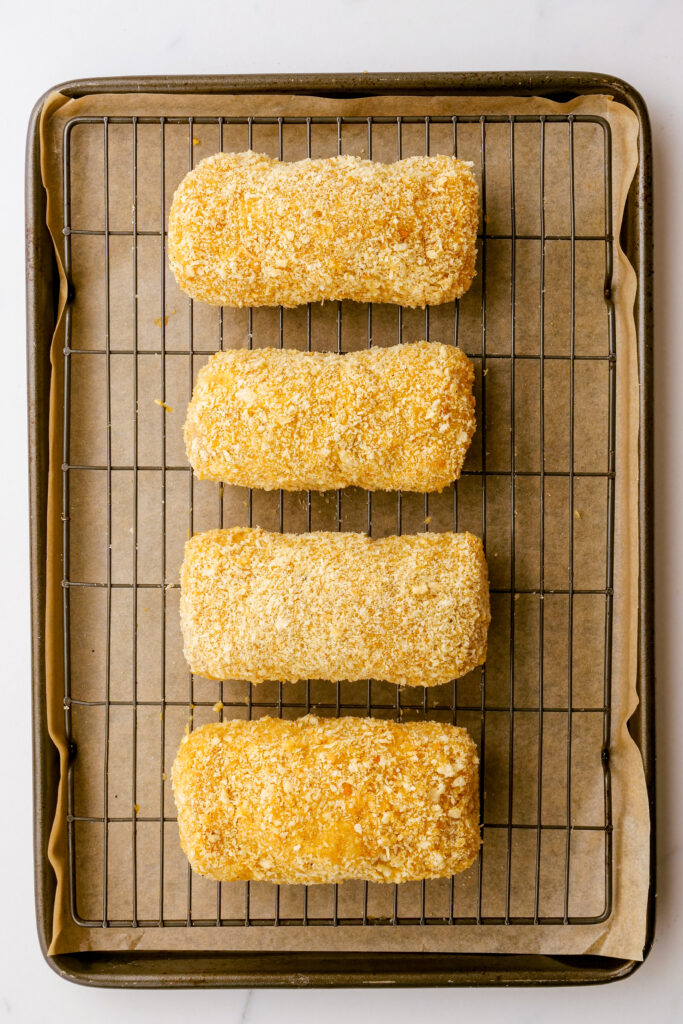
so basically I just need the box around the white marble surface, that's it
[1,0,678,1019]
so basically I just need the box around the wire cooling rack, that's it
[59,109,615,929]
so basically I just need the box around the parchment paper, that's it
[39,87,648,961]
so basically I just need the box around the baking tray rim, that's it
[26,70,655,988]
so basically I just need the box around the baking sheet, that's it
[39,88,648,960]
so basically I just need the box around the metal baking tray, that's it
[26,71,654,987]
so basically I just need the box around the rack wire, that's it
[59,109,615,929]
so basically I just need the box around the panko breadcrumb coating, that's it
[172,715,480,884]
[168,151,479,308]
[185,341,475,492]
[180,527,490,687]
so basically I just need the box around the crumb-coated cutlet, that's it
[184,341,476,493]
[172,715,481,884]
[168,151,479,308]
[180,526,490,687]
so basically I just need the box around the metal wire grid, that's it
[60,111,615,928]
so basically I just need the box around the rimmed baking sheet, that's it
[36,86,649,964]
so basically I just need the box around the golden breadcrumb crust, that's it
[185,341,475,492]
[180,527,490,687]
[172,715,480,884]
[168,151,479,308]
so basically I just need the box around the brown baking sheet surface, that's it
[40,88,647,960]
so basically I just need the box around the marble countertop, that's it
[1,0,677,1020]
